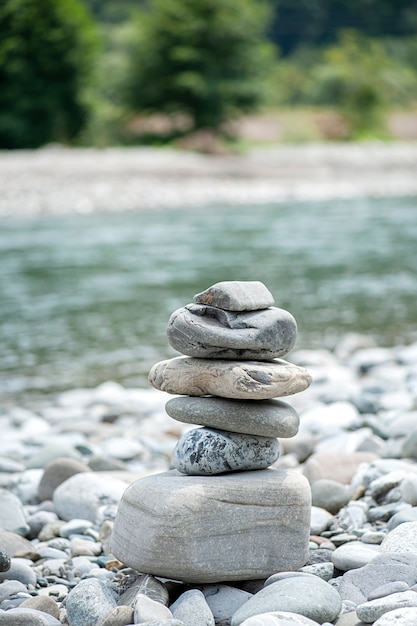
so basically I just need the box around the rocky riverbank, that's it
[1,334,417,624]
[2,142,417,217]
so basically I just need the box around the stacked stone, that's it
[161,281,309,476]
[111,281,313,584]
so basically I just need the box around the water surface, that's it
[1,196,416,399]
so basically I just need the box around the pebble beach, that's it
[1,144,417,625]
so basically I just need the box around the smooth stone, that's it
[19,596,60,619]
[381,522,417,554]
[193,281,275,311]
[373,607,417,625]
[26,441,83,469]
[111,469,311,583]
[166,396,300,438]
[149,357,312,400]
[170,589,214,625]
[26,511,58,540]
[0,489,30,536]
[167,304,297,360]
[135,622,184,626]
[231,576,342,625]
[0,559,37,586]
[239,613,319,626]
[387,509,417,530]
[59,518,93,538]
[331,542,380,572]
[299,562,334,581]
[203,584,253,624]
[356,591,417,623]
[65,578,118,626]
[303,452,379,485]
[310,506,333,535]
[0,580,28,603]
[338,553,417,605]
[311,479,353,515]
[173,428,280,475]
[134,594,173,622]
[0,549,10,572]
[0,529,36,558]
[368,581,410,600]
[0,608,61,625]
[97,605,134,626]
[53,472,127,523]
[38,457,91,501]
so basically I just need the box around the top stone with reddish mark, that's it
[193,281,275,311]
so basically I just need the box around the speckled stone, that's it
[167,304,297,360]
[165,396,299,438]
[193,281,275,311]
[373,607,417,625]
[173,428,280,475]
[356,590,417,623]
[110,469,311,583]
[170,589,214,625]
[149,357,312,400]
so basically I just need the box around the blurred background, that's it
[0,0,416,402]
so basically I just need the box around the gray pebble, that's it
[240,614,319,626]
[0,559,37,587]
[373,607,417,625]
[0,489,30,536]
[368,581,410,600]
[59,518,93,538]
[170,589,215,625]
[65,578,118,626]
[173,428,280,475]
[193,281,275,311]
[0,549,10,572]
[203,584,252,624]
[310,506,333,535]
[38,457,92,501]
[311,479,352,515]
[118,573,169,608]
[167,304,296,360]
[331,542,380,572]
[0,580,28,603]
[0,607,61,625]
[231,576,342,625]
[97,604,134,626]
[387,509,417,530]
[356,590,417,623]
[165,396,300,438]
[19,595,60,619]
[381,521,417,554]
[53,472,126,523]
[299,562,334,581]
[134,593,173,622]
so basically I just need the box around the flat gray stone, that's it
[231,576,342,625]
[311,479,353,515]
[0,559,37,586]
[193,281,275,311]
[368,581,410,600]
[19,596,60,620]
[149,357,312,400]
[165,396,299,438]
[0,489,30,536]
[167,304,297,360]
[170,589,214,625]
[97,605,134,626]
[0,608,61,625]
[203,584,253,624]
[356,591,417,623]
[134,594,173,623]
[331,542,380,572]
[373,607,417,625]
[111,469,311,583]
[173,428,280,475]
[117,573,169,607]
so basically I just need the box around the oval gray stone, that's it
[381,522,417,554]
[356,590,417,623]
[165,396,299,438]
[38,457,92,501]
[167,304,297,360]
[239,613,319,626]
[0,559,37,587]
[0,608,61,625]
[97,605,134,626]
[149,357,312,400]
[193,281,275,311]
[111,469,311,583]
[0,489,30,536]
[173,428,280,475]
[230,576,342,625]
[0,548,11,572]
[170,589,215,625]
[134,594,173,623]
[65,577,118,626]
[203,584,253,623]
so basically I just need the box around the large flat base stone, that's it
[110,469,311,583]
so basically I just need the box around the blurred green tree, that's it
[0,0,97,149]
[124,0,276,133]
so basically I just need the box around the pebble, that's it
[170,589,215,625]
[134,593,173,622]
[203,584,253,623]
[0,559,37,587]
[65,578,118,626]
[239,614,319,626]
[331,542,380,571]
[0,489,30,535]
[230,576,342,625]
[193,281,275,311]
[167,304,297,360]
[380,521,417,554]
[0,549,11,573]
[311,479,353,514]
[97,604,134,626]
[165,396,300,438]
[373,607,417,625]
[38,457,91,501]
[19,595,60,619]
[173,427,280,475]
[356,590,417,623]
[0,607,62,625]
[149,356,312,400]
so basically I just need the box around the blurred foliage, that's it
[123,0,277,133]
[0,0,98,149]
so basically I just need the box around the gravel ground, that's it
[1,142,417,217]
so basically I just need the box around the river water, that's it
[1,195,416,399]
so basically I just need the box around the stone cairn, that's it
[111,281,313,584]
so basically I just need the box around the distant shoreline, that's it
[1,142,417,217]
